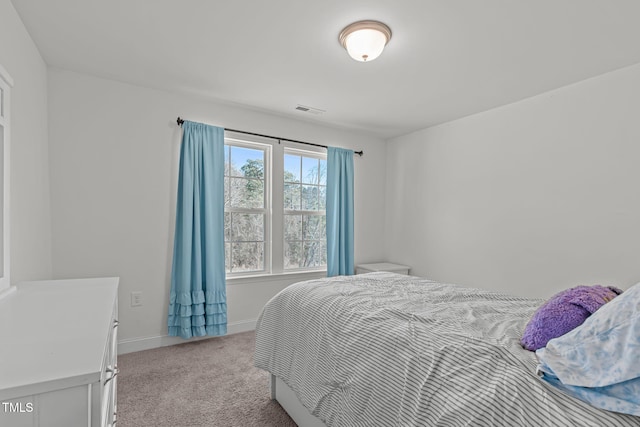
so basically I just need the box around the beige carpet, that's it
[117,331,297,427]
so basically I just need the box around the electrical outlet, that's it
[131,291,142,307]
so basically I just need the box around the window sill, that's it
[226,269,327,286]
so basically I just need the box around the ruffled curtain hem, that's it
[168,289,227,339]
[168,323,227,339]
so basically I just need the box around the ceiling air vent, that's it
[295,104,325,115]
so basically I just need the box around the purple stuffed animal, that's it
[521,285,623,351]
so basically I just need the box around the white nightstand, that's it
[355,262,411,275]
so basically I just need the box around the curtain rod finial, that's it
[177,117,184,126]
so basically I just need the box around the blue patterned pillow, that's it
[537,281,640,387]
[535,282,640,415]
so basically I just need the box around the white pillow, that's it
[536,281,640,388]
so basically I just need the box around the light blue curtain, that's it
[326,147,355,276]
[168,120,227,339]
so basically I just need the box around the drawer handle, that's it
[104,366,119,385]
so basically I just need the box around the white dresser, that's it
[0,277,119,427]
[355,262,411,275]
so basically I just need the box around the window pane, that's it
[303,215,325,240]
[230,146,264,178]
[302,157,319,184]
[284,215,302,240]
[284,183,301,210]
[225,243,231,273]
[318,186,326,210]
[319,159,327,185]
[231,242,264,272]
[228,177,243,206]
[231,213,264,242]
[284,241,302,269]
[229,177,264,208]
[224,212,231,240]
[284,154,301,183]
[320,241,327,265]
[302,185,319,210]
[244,179,264,209]
[224,176,230,207]
[303,241,326,267]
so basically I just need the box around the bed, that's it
[254,272,640,426]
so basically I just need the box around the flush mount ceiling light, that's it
[339,20,392,62]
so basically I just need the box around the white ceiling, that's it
[11,0,640,139]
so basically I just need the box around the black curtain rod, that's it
[176,117,363,156]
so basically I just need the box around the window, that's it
[283,151,327,270]
[223,137,326,277]
[224,141,269,274]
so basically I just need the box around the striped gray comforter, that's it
[254,272,640,426]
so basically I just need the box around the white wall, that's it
[47,68,387,348]
[385,62,640,298]
[0,0,53,283]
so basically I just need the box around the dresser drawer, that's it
[99,302,119,426]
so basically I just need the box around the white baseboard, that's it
[117,318,256,355]
[0,285,16,301]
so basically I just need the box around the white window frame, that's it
[224,133,327,280]
[282,147,327,273]
[224,137,271,278]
